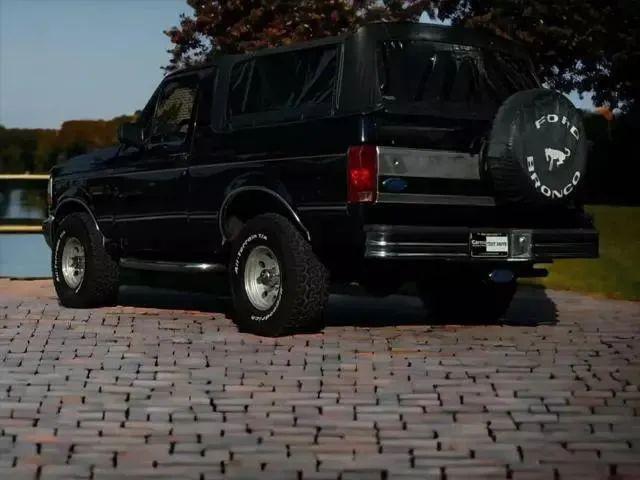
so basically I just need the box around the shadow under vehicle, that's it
[43,23,598,336]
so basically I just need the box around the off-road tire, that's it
[229,213,329,336]
[52,212,119,308]
[418,276,516,322]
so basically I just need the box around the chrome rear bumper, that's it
[364,225,599,261]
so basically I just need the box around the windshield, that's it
[377,40,538,116]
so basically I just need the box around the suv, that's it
[44,23,598,336]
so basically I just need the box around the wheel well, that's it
[221,189,310,242]
[53,200,97,235]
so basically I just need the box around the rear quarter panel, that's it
[188,114,364,251]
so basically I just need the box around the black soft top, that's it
[169,22,526,74]
[167,22,532,119]
[353,22,527,57]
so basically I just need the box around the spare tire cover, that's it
[486,89,587,206]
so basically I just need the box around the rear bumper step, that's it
[364,225,599,261]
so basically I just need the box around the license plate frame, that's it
[470,232,510,258]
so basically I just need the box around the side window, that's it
[228,61,260,116]
[137,89,160,140]
[292,46,338,106]
[228,45,339,122]
[148,76,198,144]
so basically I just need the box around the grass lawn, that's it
[532,205,640,301]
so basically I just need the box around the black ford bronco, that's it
[44,23,599,336]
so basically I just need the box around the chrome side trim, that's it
[377,192,496,207]
[219,186,311,242]
[367,240,466,248]
[378,147,481,180]
[120,258,226,274]
[117,214,187,222]
[298,205,347,213]
[366,251,469,259]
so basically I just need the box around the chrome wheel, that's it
[61,237,85,289]
[243,245,281,311]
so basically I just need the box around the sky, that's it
[0,1,593,129]
[0,0,187,128]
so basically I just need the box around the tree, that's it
[0,115,135,174]
[164,0,435,71]
[166,0,639,112]
[436,0,640,111]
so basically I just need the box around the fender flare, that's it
[53,197,104,240]
[219,186,311,243]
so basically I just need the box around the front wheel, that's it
[417,274,516,322]
[52,212,119,308]
[229,213,329,336]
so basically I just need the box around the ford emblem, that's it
[382,177,408,193]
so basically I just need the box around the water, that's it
[0,234,51,278]
[0,179,48,220]
[0,179,51,278]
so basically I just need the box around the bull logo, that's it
[544,147,571,171]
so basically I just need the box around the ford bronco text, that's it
[44,23,599,336]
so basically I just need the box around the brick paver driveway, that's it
[1,279,639,480]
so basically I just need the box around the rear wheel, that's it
[52,212,119,308]
[229,213,329,336]
[418,274,516,322]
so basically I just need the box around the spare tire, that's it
[486,89,587,207]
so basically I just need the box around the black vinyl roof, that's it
[363,22,528,57]
[168,22,527,79]
[164,22,536,122]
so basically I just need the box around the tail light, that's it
[347,145,378,203]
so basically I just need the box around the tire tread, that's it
[230,213,329,336]
[53,212,119,308]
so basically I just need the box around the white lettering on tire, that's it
[53,231,67,284]
[250,290,282,323]
[534,114,581,141]
[526,156,581,199]
[233,233,267,275]
[234,232,281,323]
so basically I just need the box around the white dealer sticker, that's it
[486,236,509,253]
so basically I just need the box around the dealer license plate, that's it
[470,233,509,258]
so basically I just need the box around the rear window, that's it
[377,40,537,114]
[228,45,338,124]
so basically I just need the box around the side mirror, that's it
[118,123,144,148]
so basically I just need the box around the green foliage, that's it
[532,205,640,301]
[581,111,640,205]
[436,0,639,111]
[166,0,639,111]
[0,116,134,174]
[163,0,435,70]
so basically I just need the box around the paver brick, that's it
[1,280,639,479]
